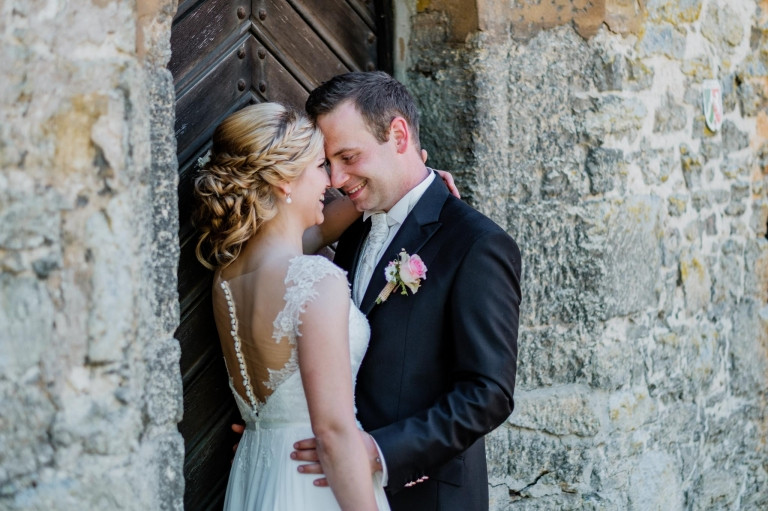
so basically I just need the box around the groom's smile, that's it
[345,179,368,200]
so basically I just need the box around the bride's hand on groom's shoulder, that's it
[424,147,461,199]
[434,168,461,199]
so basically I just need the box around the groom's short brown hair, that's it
[305,71,420,148]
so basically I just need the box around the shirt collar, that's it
[362,170,436,225]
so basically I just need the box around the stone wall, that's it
[0,1,183,509]
[3,0,767,509]
[403,0,768,509]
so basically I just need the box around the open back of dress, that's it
[210,255,389,510]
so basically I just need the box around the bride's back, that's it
[212,254,295,409]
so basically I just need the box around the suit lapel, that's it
[360,176,449,315]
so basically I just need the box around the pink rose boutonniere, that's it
[376,249,428,304]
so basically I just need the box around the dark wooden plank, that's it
[177,229,215,313]
[250,0,349,91]
[373,0,392,74]
[179,353,234,447]
[183,406,240,510]
[346,0,376,30]
[170,0,250,87]
[246,36,309,108]
[175,43,252,165]
[177,144,211,242]
[175,0,205,21]
[289,0,376,72]
[177,291,219,376]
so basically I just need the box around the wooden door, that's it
[169,1,390,509]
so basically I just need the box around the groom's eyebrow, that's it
[331,146,356,157]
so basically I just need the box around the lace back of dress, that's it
[218,256,348,423]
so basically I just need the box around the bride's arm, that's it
[302,195,360,255]
[297,275,377,510]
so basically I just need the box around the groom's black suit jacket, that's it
[334,174,521,511]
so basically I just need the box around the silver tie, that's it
[355,213,390,306]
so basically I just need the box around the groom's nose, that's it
[329,163,347,189]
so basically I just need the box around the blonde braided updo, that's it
[194,102,324,269]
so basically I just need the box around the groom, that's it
[293,71,522,510]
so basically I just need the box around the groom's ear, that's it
[389,116,410,154]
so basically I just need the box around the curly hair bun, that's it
[193,103,324,269]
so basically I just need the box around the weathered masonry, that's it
[1,1,766,510]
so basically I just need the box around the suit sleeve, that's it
[369,229,522,489]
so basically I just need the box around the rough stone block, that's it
[0,276,55,378]
[596,196,663,318]
[691,190,712,211]
[637,23,687,59]
[720,158,751,181]
[646,0,703,24]
[721,120,750,153]
[50,389,142,456]
[516,326,595,389]
[509,387,600,437]
[0,188,62,251]
[589,328,638,390]
[725,201,747,216]
[0,379,56,488]
[143,337,183,426]
[627,451,683,511]
[584,96,647,142]
[510,197,661,328]
[711,239,744,305]
[701,3,746,50]
[486,426,595,492]
[85,205,135,363]
[749,199,768,236]
[668,194,688,216]
[653,95,688,133]
[679,248,712,312]
[625,58,654,91]
[744,238,768,301]
[138,432,184,511]
[700,139,722,162]
[632,144,676,185]
[690,469,741,511]
[585,147,623,194]
[680,143,704,190]
[737,77,768,117]
[608,387,656,432]
[730,298,768,398]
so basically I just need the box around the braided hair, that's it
[193,103,324,269]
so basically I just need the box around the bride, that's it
[194,102,387,510]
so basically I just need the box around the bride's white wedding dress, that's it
[215,255,390,510]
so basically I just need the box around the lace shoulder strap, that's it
[272,255,348,344]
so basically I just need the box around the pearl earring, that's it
[286,193,292,204]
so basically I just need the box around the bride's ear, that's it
[274,181,291,200]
